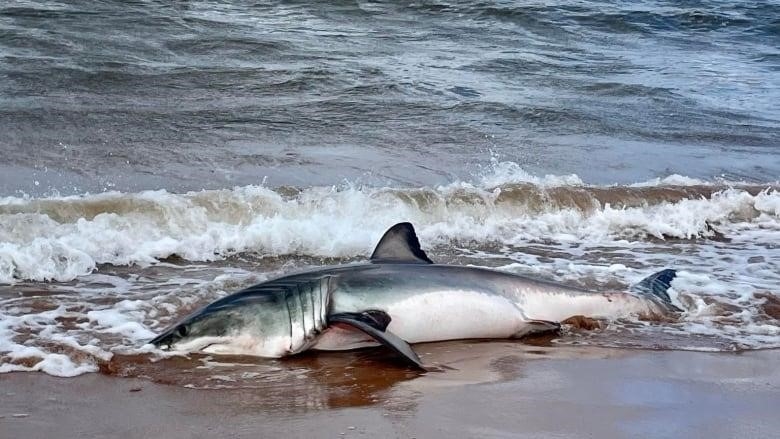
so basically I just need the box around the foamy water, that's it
[1,163,778,377]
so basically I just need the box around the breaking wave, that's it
[1,162,778,283]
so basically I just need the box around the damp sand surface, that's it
[1,345,779,439]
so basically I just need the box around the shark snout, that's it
[149,323,187,348]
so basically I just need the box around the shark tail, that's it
[631,269,683,312]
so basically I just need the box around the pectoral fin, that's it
[328,310,426,371]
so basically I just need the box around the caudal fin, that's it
[631,269,682,312]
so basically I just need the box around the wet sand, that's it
[1,346,779,438]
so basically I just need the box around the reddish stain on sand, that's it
[562,315,604,330]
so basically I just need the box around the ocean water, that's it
[0,0,778,380]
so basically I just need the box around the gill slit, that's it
[316,277,324,327]
[324,276,331,320]
[294,284,304,337]
[283,288,293,352]
[307,282,316,335]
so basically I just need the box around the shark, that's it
[151,222,680,369]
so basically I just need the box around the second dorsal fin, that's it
[370,222,433,264]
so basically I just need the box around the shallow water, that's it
[0,0,778,379]
[1,168,778,378]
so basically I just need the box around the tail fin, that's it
[631,269,682,312]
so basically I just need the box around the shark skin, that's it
[150,223,679,370]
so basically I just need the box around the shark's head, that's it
[150,280,331,357]
[150,309,238,351]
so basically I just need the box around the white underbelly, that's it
[382,289,527,343]
[520,291,659,321]
[181,333,292,358]
[311,325,379,351]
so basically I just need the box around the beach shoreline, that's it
[2,347,778,438]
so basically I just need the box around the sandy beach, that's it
[2,345,778,439]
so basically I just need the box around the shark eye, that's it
[177,325,188,337]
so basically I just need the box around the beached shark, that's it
[151,222,680,369]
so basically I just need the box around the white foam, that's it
[86,300,157,340]
[477,159,584,187]
[0,175,778,284]
[629,174,708,187]
[31,354,99,377]
[0,305,106,377]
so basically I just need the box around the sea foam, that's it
[0,164,777,283]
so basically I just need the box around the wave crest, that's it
[0,170,777,282]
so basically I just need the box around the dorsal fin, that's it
[370,222,433,264]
